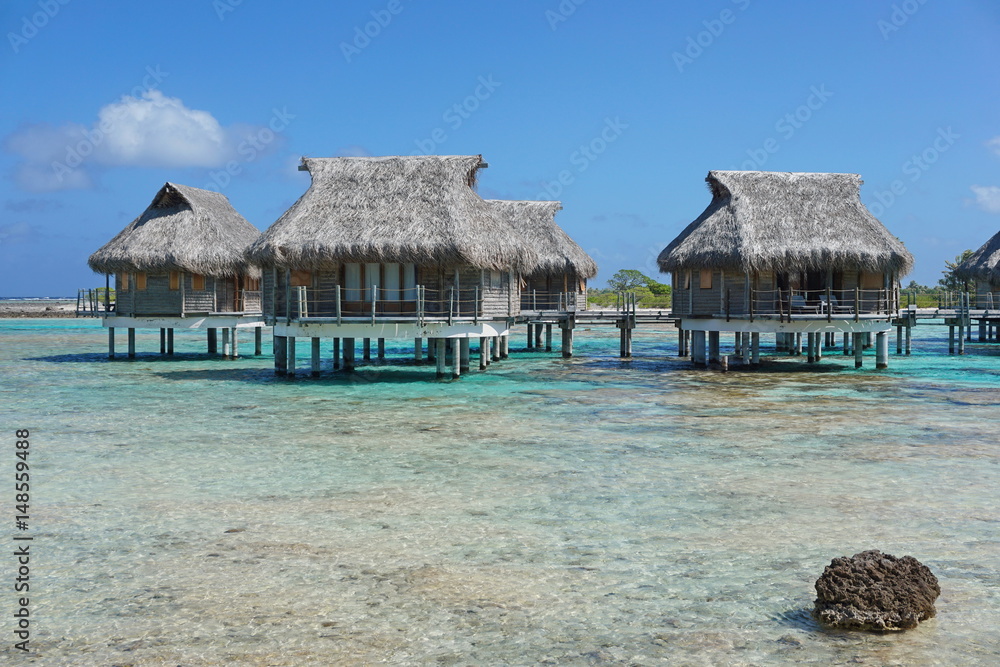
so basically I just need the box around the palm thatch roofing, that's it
[247,155,540,272]
[486,200,598,279]
[955,229,1000,284]
[88,183,260,277]
[657,171,914,276]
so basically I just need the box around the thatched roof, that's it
[486,200,598,279]
[247,155,540,272]
[955,229,1000,284]
[88,183,260,276]
[657,171,914,276]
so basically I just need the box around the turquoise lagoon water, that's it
[1,317,998,665]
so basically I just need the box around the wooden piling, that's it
[231,328,239,358]
[751,332,760,366]
[843,332,850,356]
[167,329,174,355]
[436,338,447,378]
[905,324,912,355]
[853,332,863,368]
[254,328,262,356]
[708,331,720,364]
[274,335,286,375]
[451,339,461,379]
[545,324,553,352]
[222,327,230,357]
[333,338,341,369]
[108,326,115,359]
[807,333,816,363]
[492,336,501,362]
[479,337,488,370]
[307,337,318,377]
[500,334,509,359]
[128,328,136,359]
[287,336,297,376]
[363,338,371,360]
[378,338,385,360]
[897,325,903,355]
[207,328,216,354]
[460,338,470,373]
[948,325,955,354]
[876,331,889,369]
[343,337,355,371]
[526,324,534,350]
[691,330,706,366]
[414,337,423,362]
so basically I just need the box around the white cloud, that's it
[4,91,268,192]
[971,185,1000,213]
[988,136,1000,157]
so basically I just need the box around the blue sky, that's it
[1,0,998,296]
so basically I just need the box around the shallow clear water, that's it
[1,318,998,665]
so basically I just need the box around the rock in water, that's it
[813,550,940,631]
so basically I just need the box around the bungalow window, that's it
[135,273,147,290]
[343,264,361,301]
[402,263,416,300]
[191,274,206,291]
[365,262,380,301]
[245,277,260,291]
[489,270,503,289]
[683,271,691,290]
[119,273,129,290]
[169,271,180,290]
[860,272,883,290]
[699,269,713,289]
[382,263,401,301]
[290,270,312,287]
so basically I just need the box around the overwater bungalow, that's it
[87,182,265,358]
[486,200,598,314]
[246,155,539,377]
[955,229,1000,309]
[657,171,914,368]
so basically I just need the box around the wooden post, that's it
[500,334,509,359]
[414,337,423,362]
[427,338,435,361]
[492,336,501,362]
[948,325,955,354]
[794,332,802,356]
[534,324,543,349]
[807,333,816,363]
[896,325,903,355]
[222,327,230,357]
[287,336,297,377]
[343,337,355,371]
[692,330,707,366]
[853,332,863,369]
[311,337,321,377]
[206,328,216,354]
[843,332,850,355]
[254,328,262,356]
[167,329,174,355]
[452,339,461,379]
[816,333,823,360]
[561,321,574,358]
[708,331,720,364]
[363,338,371,360]
[231,328,239,358]
[545,324,553,352]
[979,321,986,342]
[905,324,912,355]
[958,319,966,355]
[378,338,385,360]
[460,338,470,372]
[108,327,115,359]
[526,324,534,350]
[751,332,760,366]
[274,334,286,375]
[876,331,889,369]
[333,338,341,369]
[161,328,167,354]
[480,337,488,370]
[127,328,136,359]
[436,338,447,378]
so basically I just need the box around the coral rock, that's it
[813,550,940,631]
